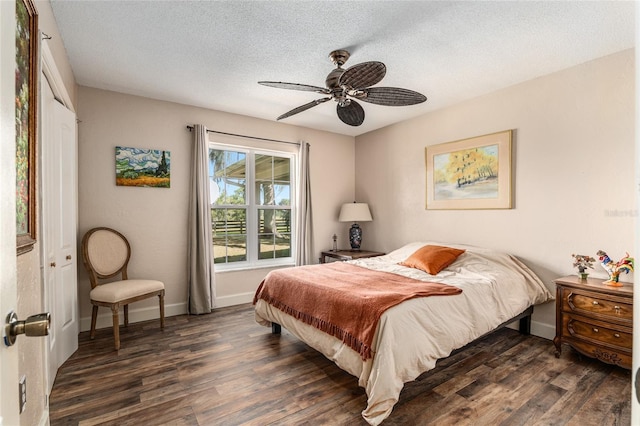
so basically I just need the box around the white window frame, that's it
[209,142,296,271]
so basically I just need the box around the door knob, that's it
[4,311,50,347]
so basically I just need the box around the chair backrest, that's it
[82,227,131,288]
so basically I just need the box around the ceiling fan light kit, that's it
[259,49,427,127]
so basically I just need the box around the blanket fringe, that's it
[259,293,372,360]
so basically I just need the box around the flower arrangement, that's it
[572,253,595,279]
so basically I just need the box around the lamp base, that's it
[349,223,362,250]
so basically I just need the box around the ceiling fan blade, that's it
[336,100,365,126]
[353,87,427,106]
[338,61,386,89]
[277,97,331,121]
[259,81,330,94]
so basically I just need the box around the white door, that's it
[41,77,78,393]
[1,0,20,424]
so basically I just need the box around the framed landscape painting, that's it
[16,0,38,255]
[116,146,171,188]
[425,130,513,210]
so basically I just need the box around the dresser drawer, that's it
[565,338,632,369]
[561,289,632,325]
[563,314,632,350]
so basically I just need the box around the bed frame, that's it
[270,305,533,339]
[263,296,536,425]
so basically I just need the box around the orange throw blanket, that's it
[253,262,462,360]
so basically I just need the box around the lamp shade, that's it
[339,203,372,222]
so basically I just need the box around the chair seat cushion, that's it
[90,279,164,303]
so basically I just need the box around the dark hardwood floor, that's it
[49,304,631,425]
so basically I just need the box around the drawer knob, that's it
[614,305,621,312]
[614,333,621,338]
[592,301,599,306]
[592,328,599,333]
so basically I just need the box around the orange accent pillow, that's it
[399,245,465,275]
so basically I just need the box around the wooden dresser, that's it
[554,275,632,369]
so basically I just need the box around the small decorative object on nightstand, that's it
[596,250,634,287]
[320,249,384,264]
[554,275,632,369]
[571,253,595,280]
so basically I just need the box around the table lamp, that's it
[338,202,372,250]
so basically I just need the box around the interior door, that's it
[52,90,79,366]
[0,178,19,426]
[0,126,18,423]
[41,76,78,393]
[1,1,20,423]
[41,69,57,392]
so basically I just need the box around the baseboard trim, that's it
[79,302,188,332]
[79,293,256,332]
[39,407,49,426]
[81,295,556,342]
[214,292,254,308]
[531,320,555,340]
[506,318,554,340]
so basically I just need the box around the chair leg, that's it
[159,292,165,330]
[111,305,120,351]
[124,304,129,327]
[90,305,98,339]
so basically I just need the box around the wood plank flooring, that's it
[49,304,631,425]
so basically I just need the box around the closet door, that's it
[41,78,78,392]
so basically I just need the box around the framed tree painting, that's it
[425,130,513,210]
[16,0,38,255]
[115,146,171,188]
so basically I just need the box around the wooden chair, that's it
[81,227,165,350]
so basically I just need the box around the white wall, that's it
[355,49,635,339]
[76,86,355,327]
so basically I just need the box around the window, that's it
[209,144,295,269]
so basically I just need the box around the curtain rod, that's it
[186,125,300,146]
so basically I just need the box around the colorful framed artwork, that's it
[425,130,513,210]
[16,0,38,255]
[116,146,171,188]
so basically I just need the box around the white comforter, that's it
[254,242,554,425]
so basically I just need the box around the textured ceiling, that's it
[50,1,635,137]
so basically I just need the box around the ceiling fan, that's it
[258,50,427,127]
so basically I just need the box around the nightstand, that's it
[554,275,632,369]
[320,249,385,264]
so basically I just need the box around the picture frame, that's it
[16,0,38,255]
[425,130,512,210]
[115,146,171,188]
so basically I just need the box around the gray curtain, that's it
[187,124,215,313]
[295,142,314,265]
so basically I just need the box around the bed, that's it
[253,242,554,425]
